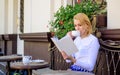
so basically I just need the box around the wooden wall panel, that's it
[3,34,17,55]
[0,34,17,55]
[24,42,50,62]
[19,32,52,62]
[0,35,4,55]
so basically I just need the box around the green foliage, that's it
[49,0,100,39]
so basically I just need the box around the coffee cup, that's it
[22,56,32,65]
[72,31,80,37]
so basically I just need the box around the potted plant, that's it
[49,0,101,39]
[95,0,107,28]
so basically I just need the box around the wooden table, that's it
[0,55,22,75]
[11,62,49,75]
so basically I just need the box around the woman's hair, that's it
[73,13,92,35]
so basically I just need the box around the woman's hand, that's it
[67,31,74,39]
[60,51,76,63]
[60,51,69,60]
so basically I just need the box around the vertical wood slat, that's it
[50,46,73,70]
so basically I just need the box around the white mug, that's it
[72,31,80,37]
[22,56,32,65]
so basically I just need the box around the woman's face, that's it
[74,19,87,35]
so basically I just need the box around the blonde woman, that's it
[60,13,100,73]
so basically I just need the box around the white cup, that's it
[72,31,80,37]
[22,56,32,65]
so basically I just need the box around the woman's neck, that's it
[80,33,89,39]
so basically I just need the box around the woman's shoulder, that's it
[75,34,98,41]
[89,34,99,41]
[87,34,100,46]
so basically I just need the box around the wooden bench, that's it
[96,29,120,75]
[49,29,120,75]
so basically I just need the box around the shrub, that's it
[49,0,100,39]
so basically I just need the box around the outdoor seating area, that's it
[0,54,49,75]
[0,29,120,75]
[45,29,120,75]
[0,0,120,75]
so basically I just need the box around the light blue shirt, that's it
[73,34,100,71]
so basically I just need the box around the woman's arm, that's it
[75,37,100,71]
[67,31,74,38]
[60,51,76,63]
